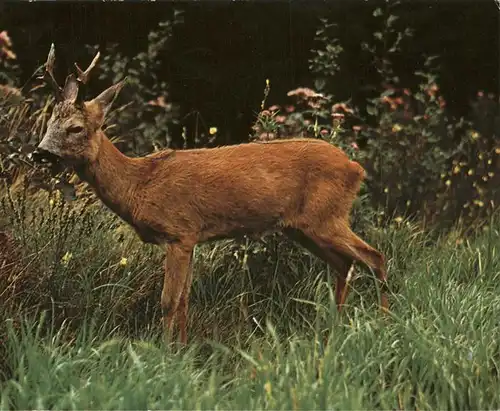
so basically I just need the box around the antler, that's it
[39,43,62,101]
[74,51,101,85]
[70,50,101,104]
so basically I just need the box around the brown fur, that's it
[35,48,389,344]
[73,133,389,344]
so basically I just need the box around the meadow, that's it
[1,189,500,409]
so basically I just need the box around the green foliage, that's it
[0,184,378,343]
[0,31,58,198]
[1,14,184,202]
[290,0,500,230]
[308,18,343,90]
[2,195,500,408]
[86,13,184,155]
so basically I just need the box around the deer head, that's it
[32,44,126,165]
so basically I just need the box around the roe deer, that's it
[32,44,388,344]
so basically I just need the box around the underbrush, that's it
[1,186,500,409]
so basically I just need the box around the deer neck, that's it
[75,132,143,223]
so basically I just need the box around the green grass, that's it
[1,190,500,409]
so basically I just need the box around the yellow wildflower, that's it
[468,169,474,176]
[445,179,451,187]
[119,257,128,266]
[209,127,218,135]
[61,252,72,266]
[392,123,402,132]
[264,381,272,396]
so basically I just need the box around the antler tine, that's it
[74,51,101,85]
[39,43,62,100]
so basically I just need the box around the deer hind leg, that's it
[177,255,194,344]
[302,223,388,312]
[162,243,194,343]
[284,228,354,311]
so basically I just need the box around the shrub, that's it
[251,0,500,232]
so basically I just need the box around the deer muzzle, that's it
[31,146,61,165]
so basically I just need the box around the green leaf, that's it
[367,105,379,116]
[387,15,399,27]
[314,78,326,91]
[381,89,396,98]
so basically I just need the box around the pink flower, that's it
[0,31,12,47]
[332,103,354,114]
[287,87,324,99]
[350,142,359,150]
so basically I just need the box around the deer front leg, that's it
[162,243,193,343]
[177,258,194,344]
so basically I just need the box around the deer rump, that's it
[133,138,365,245]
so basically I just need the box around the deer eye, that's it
[67,125,84,134]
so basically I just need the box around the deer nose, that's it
[30,147,57,164]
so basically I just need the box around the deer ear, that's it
[91,77,127,118]
[62,73,79,102]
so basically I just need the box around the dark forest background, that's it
[2,0,499,228]
[1,1,498,142]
